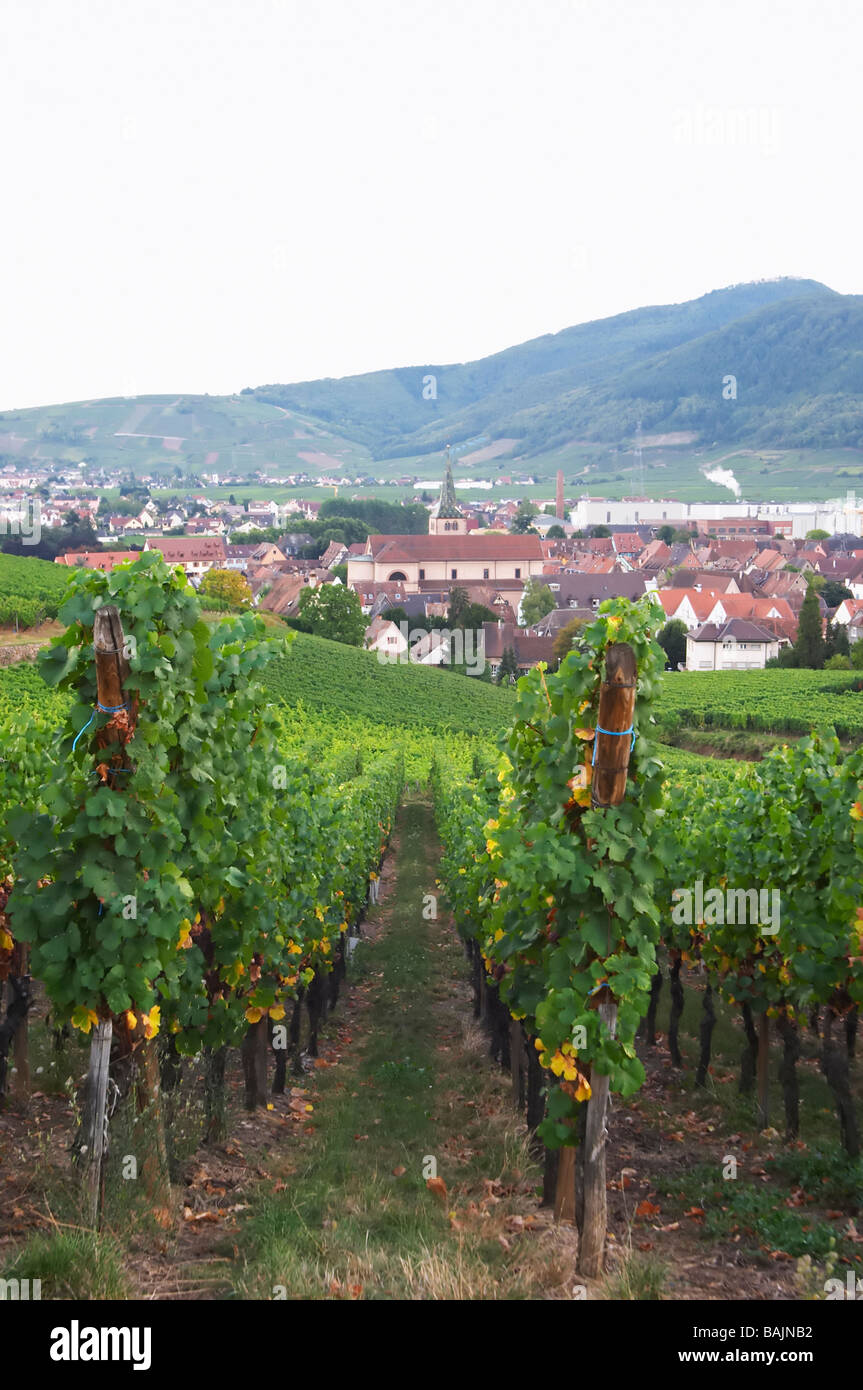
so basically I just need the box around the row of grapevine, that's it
[0,553,403,1213]
[657,734,863,1152]
[433,598,863,1275]
[433,599,668,1273]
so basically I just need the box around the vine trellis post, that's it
[555,642,638,1277]
[79,605,169,1223]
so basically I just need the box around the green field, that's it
[655,668,863,740]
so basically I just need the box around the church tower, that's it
[428,446,467,535]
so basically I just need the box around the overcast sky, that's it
[2,0,861,410]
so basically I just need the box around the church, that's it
[346,454,546,591]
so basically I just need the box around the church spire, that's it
[436,445,461,519]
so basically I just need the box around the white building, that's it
[685,619,782,670]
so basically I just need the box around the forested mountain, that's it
[245,278,863,455]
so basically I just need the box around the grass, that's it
[641,962,863,1269]
[231,798,574,1300]
[2,1230,130,1300]
[603,1248,669,1300]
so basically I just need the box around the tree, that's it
[447,587,470,625]
[380,605,409,630]
[199,568,252,609]
[806,529,830,541]
[496,647,519,684]
[297,583,366,646]
[656,525,675,544]
[553,617,586,663]
[821,580,853,608]
[794,583,825,668]
[657,618,688,670]
[520,578,555,627]
[510,501,539,534]
[851,640,863,670]
[825,653,851,669]
[590,524,611,538]
[446,586,495,632]
[824,621,850,661]
[546,524,566,539]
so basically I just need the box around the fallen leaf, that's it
[635,1199,661,1218]
[426,1177,448,1203]
[392,1165,406,1177]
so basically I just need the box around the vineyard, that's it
[654,668,863,741]
[0,558,861,1305]
[0,552,73,630]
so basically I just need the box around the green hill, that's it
[0,552,72,605]
[263,631,513,739]
[247,278,851,455]
[0,394,374,483]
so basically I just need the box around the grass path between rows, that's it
[231,796,579,1300]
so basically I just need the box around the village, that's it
[4,452,861,677]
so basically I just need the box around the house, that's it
[685,619,782,670]
[350,581,411,616]
[636,539,671,569]
[553,574,657,611]
[481,621,556,678]
[320,541,349,570]
[656,588,731,628]
[409,630,451,666]
[224,544,258,572]
[143,535,228,579]
[834,598,863,627]
[55,550,139,572]
[364,617,409,660]
[257,574,328,618]
[248,542,288,567]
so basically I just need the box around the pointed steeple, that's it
[436,446,461,519]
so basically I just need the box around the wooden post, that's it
[12,944,31,1104]
[757,1011,770,1128]
[242,1018,269,1109]
[78,607,150,1222]
[576,642,637,1278]
[510,1019,527,1112]
[554,1145,577,1223]
[82,1019,113,1227]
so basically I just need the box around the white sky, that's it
[2,0,861,410]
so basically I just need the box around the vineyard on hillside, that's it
[0,551,74,629]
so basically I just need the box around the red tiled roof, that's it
[145,536,227,562]
[365,534,544,561]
